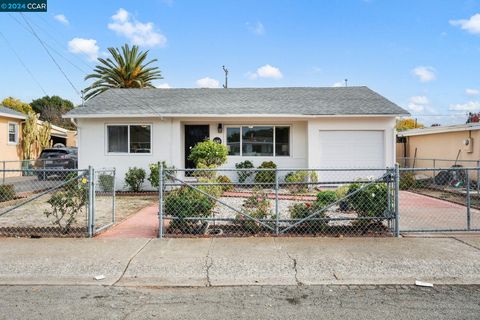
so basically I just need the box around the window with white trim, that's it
[8,123,18,144]
[226,126,290,156]
[107,124,151,154]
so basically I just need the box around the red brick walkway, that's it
[96,204,158,238]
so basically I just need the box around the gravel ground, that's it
[214,196,357,226]
[0,195,157,228]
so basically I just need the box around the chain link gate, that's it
[398,166,480,233]
[158,163,398,238]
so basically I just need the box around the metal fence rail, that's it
[158,165,397,238]
[398,166,480,232]
[0,166,115,238]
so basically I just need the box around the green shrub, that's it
[165,187,215,218]
[238,190,272,232]
[164,186,215,233]
[98,174,114,192]
[0,184,15,202]
[289,202,327,231]
[217,175,234,192]
[192,163,217,179]
[148,161,175,188]
[316,190,337,207]
[284,171,318,193]
[188,140,228,167]
[254,161,277,185]
[399,171,416,190]
[124,167,146,192]
[197,177,223,198]
[335,185,350,211]
[347,182,388,217]
[235,160,255,183]
[44,175,88,233]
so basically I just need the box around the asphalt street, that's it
[0,284,479,320]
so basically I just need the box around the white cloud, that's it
[54,14,69,25]
[247,64,283,80]
[411,66,436,82]
[450,13,480,34]
[108,8,167,47]
[196,77,220,88]
[68,38,99,61]
[155,83,172,89]
[407,96,431,113]
[449,101,480,111]
[466,88,479,96]
[332,82,344,87]
[246,21,265,35]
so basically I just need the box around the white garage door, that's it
[318,130,385,169]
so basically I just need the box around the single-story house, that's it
[397,122,480,168]
[65,86,408,189]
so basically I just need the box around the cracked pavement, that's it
[1,236,480,287]
[1,284,479,319]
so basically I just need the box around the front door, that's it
[185,125,210,169]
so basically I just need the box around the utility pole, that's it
[222,65,228,88]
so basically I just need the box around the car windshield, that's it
[39,150,68,158]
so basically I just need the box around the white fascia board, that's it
[63,113,402,119]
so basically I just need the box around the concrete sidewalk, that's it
[0,236,479,287]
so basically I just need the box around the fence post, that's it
[274,168,279,235]
[158,162,164,239]
[112,168,116,223]
[477,161,479,200]
[87,166,94,238]
[2,161,5,185]
[466,169,471,231]
[433,159,436,184]
[394,163,400,237]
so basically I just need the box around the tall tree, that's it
[1,97,33,114]
[30,95,75,129]
[396,118,424,131]
[83,44,162,100]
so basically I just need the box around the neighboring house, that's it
[0,105,77,165]
[37,120,77,148]
[397,123,480,168]
[0,106,26,164]
[65,86,408,189]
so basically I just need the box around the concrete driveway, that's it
[399,191,480,231]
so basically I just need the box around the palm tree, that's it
[83,44,162,100]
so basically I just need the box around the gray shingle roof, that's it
[66,86,409,117]
[0,106,27,119]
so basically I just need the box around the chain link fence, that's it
[0,165,115,238]
[158,166,397,237]
[399,166,480,232]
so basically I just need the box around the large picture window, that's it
[226,126,290,157]
[107,124,151,154]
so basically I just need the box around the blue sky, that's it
[1,0,480,125]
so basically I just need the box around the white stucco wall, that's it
[77,116,396,189]
[306,116,397,169]
[77,117,182,190]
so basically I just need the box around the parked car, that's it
[34,147,78,180]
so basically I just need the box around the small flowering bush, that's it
[346,182,388,217]
[237,189,272,232]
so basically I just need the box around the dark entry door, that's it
[185,125,210,169]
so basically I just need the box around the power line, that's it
[0,30,47,96]
[9,13,89,75]
[20,13,81,96]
